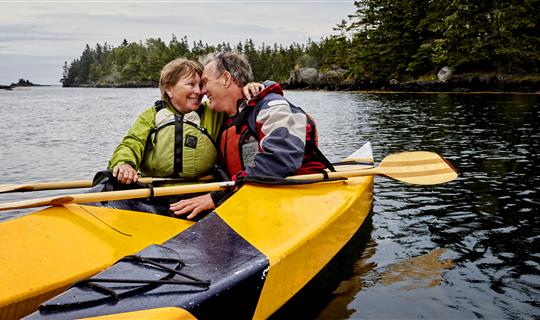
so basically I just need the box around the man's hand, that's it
[169,194,216,220]
[243,82,265,100]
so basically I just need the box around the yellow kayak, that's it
[1,143,374,320]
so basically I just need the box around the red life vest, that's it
[218,116,255,178]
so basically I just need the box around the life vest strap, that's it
[173,114,184,176]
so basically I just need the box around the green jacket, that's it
[108,100,224,178]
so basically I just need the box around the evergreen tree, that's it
[60,61,69,85]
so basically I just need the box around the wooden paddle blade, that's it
[0,195,72,211]
[378,151,458,185]
[0,180,92,194]
[0,184,28,193]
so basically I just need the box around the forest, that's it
[61,0,540,88]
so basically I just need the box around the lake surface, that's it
[1,87,538,319]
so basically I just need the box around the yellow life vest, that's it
[140,101,218,178]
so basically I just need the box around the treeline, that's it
[62,0,539,87]
[344,0,540,82]
[61,36,340,87]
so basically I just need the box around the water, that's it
[1,87,539,319]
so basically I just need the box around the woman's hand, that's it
[242,82,265,100]
[112,164,138,184]
[169,194,215,220]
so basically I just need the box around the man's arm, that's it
[246,98,307,178]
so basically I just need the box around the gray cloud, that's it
[0,25,86,42]
[0,1,355,84]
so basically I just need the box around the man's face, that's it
[201,61,226,113]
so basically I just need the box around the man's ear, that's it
[223,71,232,87]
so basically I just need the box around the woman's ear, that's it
[165,86,172,98]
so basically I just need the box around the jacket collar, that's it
[246,82,284,107]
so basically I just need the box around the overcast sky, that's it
[0,0,355,85]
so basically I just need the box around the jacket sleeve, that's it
[108,107,156,170]
[245,98,307,177]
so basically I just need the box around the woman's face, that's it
[165,72,202,113]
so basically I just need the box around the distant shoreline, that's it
[55,72,540,94]
[1,79,53,90]
[4,73,540,94]
[1,84,53,90]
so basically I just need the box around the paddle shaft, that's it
[0,176,211,194]
[0,170,373,211]
[290,167,381,181]
[0,151,457,211]
[0,181,235,211]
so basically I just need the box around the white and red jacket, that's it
[219,81,328,176]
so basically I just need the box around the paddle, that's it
[296,151,457,185]
[0,176,212,194]
[0,151,457,211]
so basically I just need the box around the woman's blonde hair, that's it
[159,58,203,102]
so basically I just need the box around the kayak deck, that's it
[0,205,192,320]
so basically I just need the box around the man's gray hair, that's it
[200,51,253,86]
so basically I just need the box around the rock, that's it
[287,68,319,87]
[478,74,495,83]
[437,66,453,82]
[285,67,352,90]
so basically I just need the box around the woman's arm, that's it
[108,107,155,183]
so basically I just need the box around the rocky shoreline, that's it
[283,68,540,93]
[67,75,540,93]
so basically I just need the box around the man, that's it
[170,52,329,219]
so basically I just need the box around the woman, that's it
[108,58,223,184]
